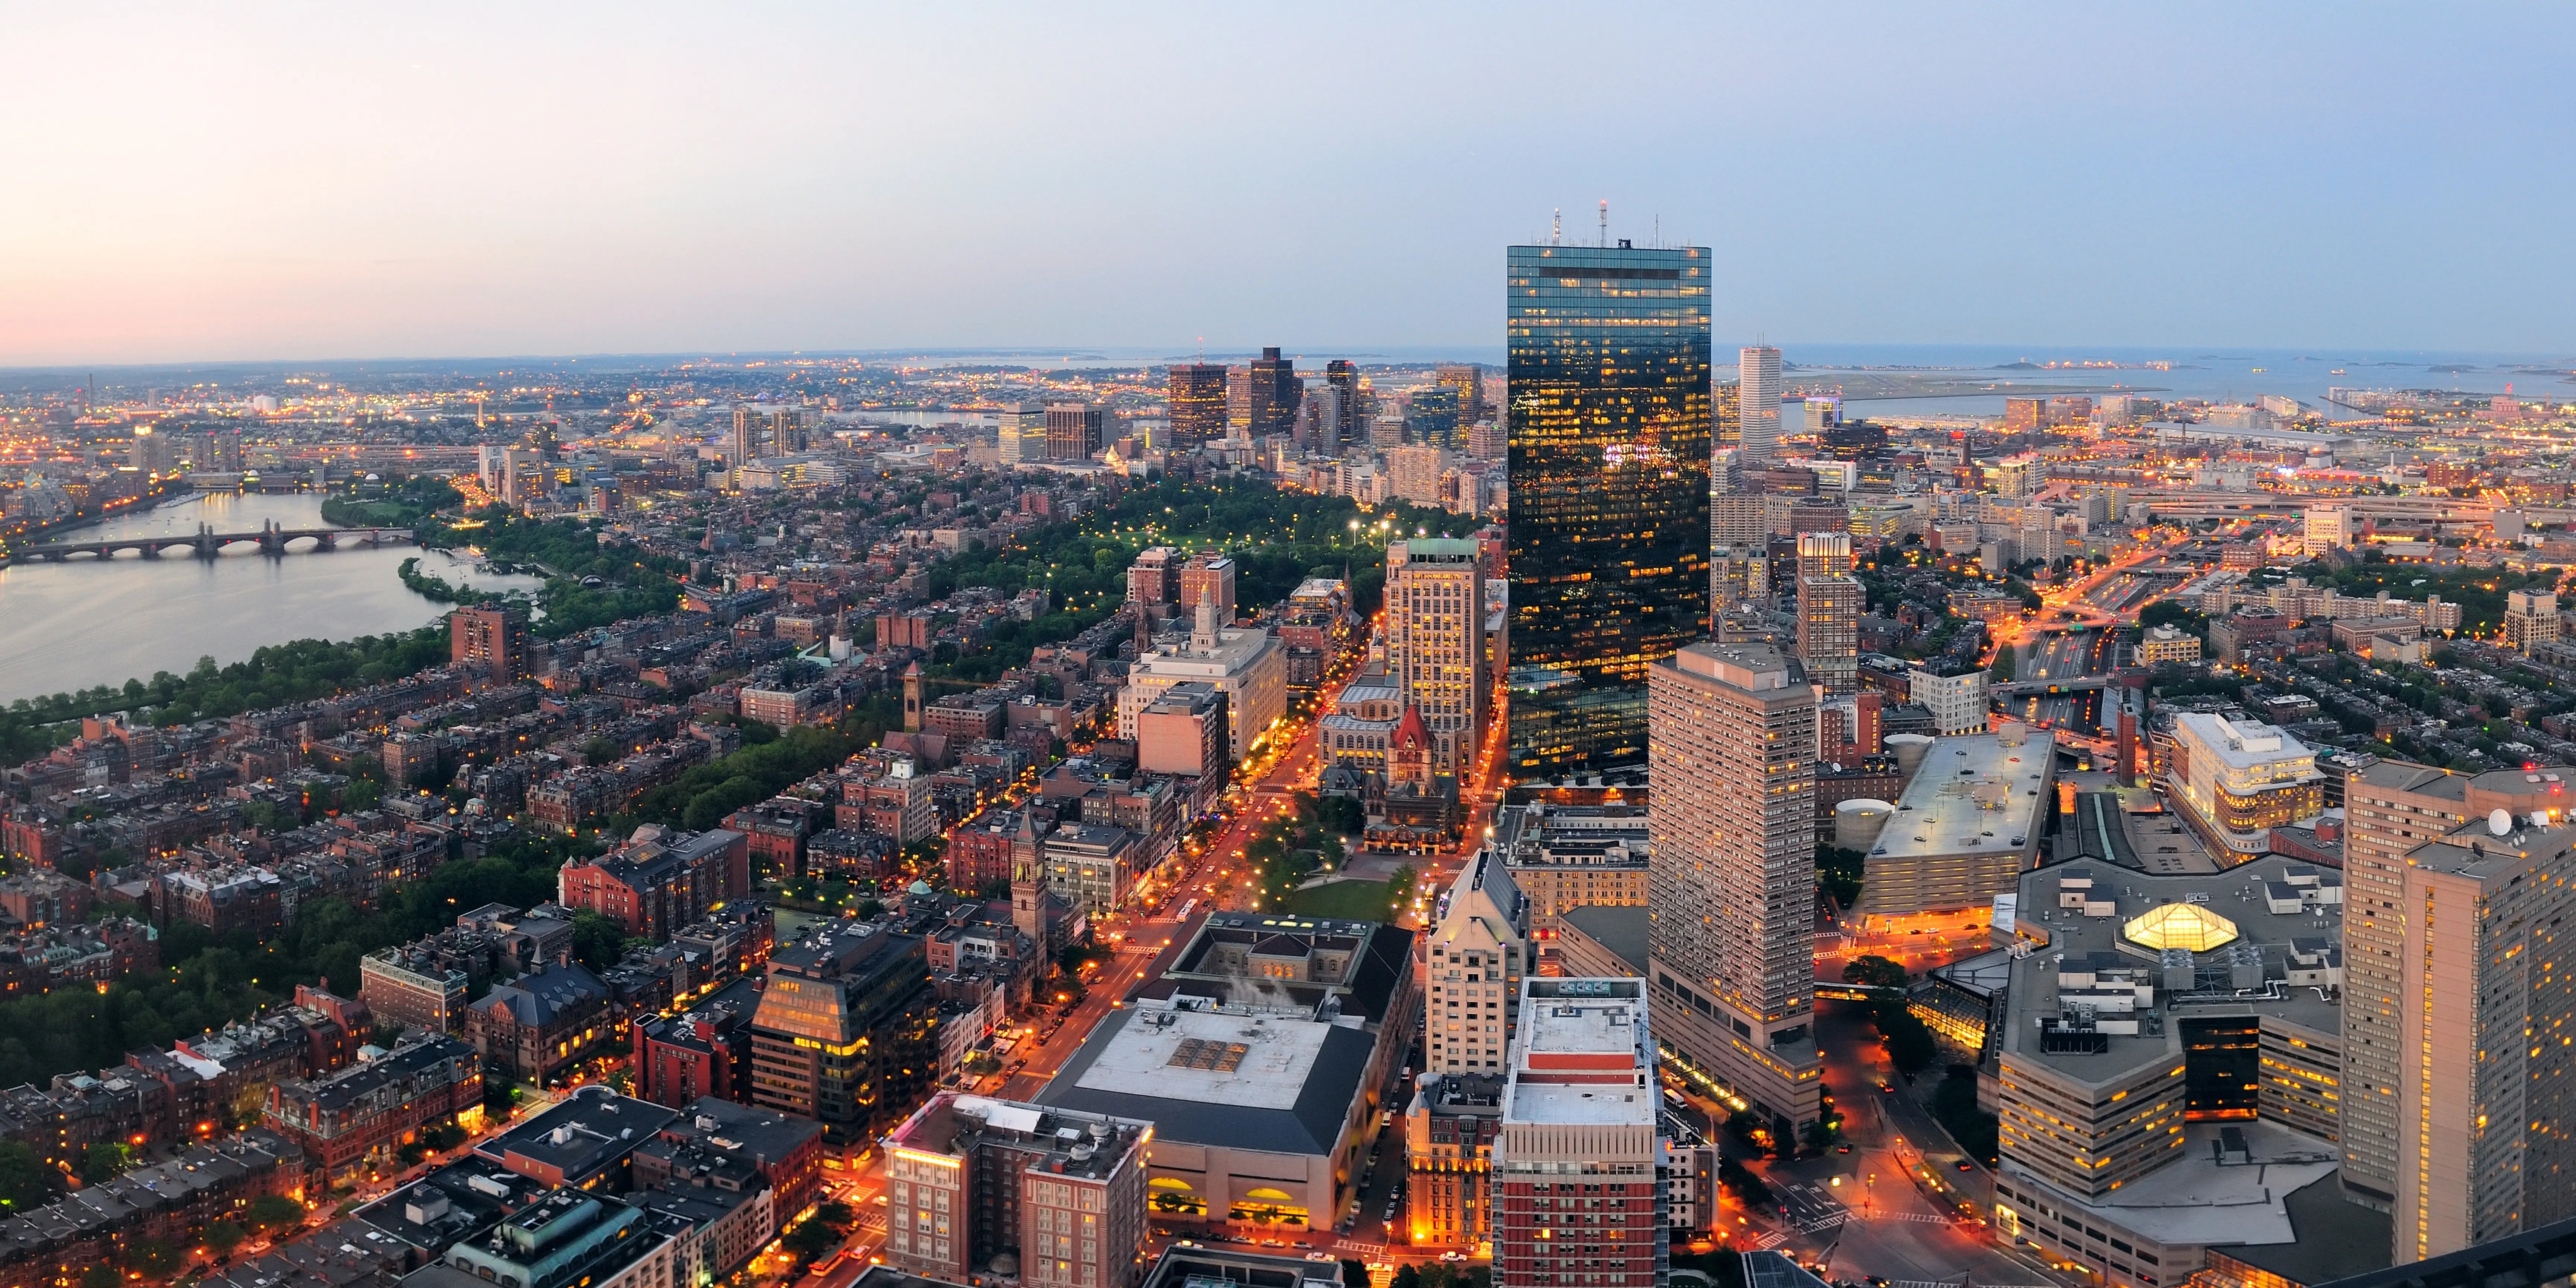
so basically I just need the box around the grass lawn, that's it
[1282,878,1396,921]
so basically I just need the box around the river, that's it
[0,491,546,705]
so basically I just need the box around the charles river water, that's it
[0,491,543,705]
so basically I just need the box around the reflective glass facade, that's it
[1505,244,1712,778]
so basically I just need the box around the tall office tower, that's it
[1325,360,1361,450]
[730,404,758,467]
[1794,530,1853,582]
[1505,243,1712,779]
[1796,575,1863,696]
[997,402,1046,465]
[1044,402,1104,461]
[1407,385,1463,449]
[1644,643,1823,1131]
[2339,763,2572,1212]
[1224,366,1254,436]
[2392,817,2576,1260]
[1738,346,1783,466]
[2506,590,2560,656]
[1434,363,1486,425]
[770,406,807,454]
[1165,363,1229,445]
[449,605,533,680]
[1387,539,1490,780]
[1713,379,1740,450]
[1248,346,1300,436]
[1425,848,1528,1074]
[1491,978,1666,1288]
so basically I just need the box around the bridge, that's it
[1991,675,2113,697]
[7,521,415,562]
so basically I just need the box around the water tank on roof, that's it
[1886,734,1934,779]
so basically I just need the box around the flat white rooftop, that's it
[1070,1007,1328,1111]
[1877,731,2054,862]
[1506,981,1654,1127]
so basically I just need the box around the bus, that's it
[1171,898,1197,925]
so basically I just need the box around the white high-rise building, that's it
[1738,346,1783,466]
[996,402,1045,465]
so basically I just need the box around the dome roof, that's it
[2122,901,2239,953]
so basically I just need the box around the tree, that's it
[1799,1117,1842,1154]
[1390,1265,1424,1288]
[1841,955,1909,990]
[79,1268,119,1288]
[483,1076,521,1125]
[569,912,631,971]
[0,1141,57,1211]
[246,1192,306,1234]
[1387,864,1418,915]
[80,1142,137,1186]
[1342,1261,1371,1288]
[1872,998,1937,1076]
[207,1219,247,1257]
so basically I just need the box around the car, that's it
[1260,1239,1286,1248]
[1956,1161,1974,1171]
[1439,1252,1467,1263]
[1837,1145,1851,1153]
[1876,1080,1893,1093]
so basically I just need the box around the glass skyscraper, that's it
[1505,242,1712,779]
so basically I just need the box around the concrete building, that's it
[264,1036,483,1181]
[1858,728,2055,922]
[881,1092,1153,1288]
[1040,823,1142,916]
[1739,347,1782,465]
[2165,714,2326,857]
[1386,538,1490,780]
[1991,858,2373,1288]
[2137,625,2203,666]
[2338,763,2573,1213]
[2389,818,2576,1260]
[1796,575,1863,697]
[2505,590,2560,656]
[1045,402,1105,462]
[1035,1003,1382,1234]
[1909,665,1991,736]
[403,1189,689,1288]
[1646,643,1824,1133]
[1491,978,1665,1288]
[1494,802,1652,944]
[1120,600,1285,768]
[1425,850,1529,1076]
[998,403,1046,466]
[1135,681,1228,782]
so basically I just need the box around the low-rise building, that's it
[880,1092,1153,1288]
[1493,802,1651,946]
[1858,728,2055,921]
[1403,1072,1503,1250]
[264,1036,483,1180]
[2165,713,2326,857]
[557,825,751,940]
[466,961,612,1084]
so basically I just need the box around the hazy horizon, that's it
[6,4,2573,365]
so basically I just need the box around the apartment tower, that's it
[1165,363,1229,445]
[1644,643,1823,1132]
[2341,761,2572,1213]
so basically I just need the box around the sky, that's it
[3,3,2572,365]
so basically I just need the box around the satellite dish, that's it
[2489,808,2514,837]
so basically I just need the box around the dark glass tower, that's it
[1505,243,1712,779]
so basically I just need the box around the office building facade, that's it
[1166,364,1229,445]
[1505,243,1712,779]
[1387,537,1490,780]
[1045,403,1105,462]
[1737,347,1781,466]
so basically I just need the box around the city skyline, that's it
[6,7,2576,364]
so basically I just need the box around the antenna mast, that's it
[1550,209,1561,245]
[1598,200,1608,247]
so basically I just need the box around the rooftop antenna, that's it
[1550,209,1562,245]
[1653,214,1660,248]
[1598,200,1609,247]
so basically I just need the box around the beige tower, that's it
[1645,642,1824,1131]
[1386,537,1490,779]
